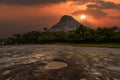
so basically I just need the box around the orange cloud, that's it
[0,0,120,38]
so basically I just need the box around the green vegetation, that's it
[53,43,120,48]
[2,25,120,47]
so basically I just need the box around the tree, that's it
[43,27,48,31]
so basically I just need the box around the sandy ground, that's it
[0,45,120,80]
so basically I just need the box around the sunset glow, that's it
[0,0,120,38]
[80,15,86,20]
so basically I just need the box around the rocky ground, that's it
[0,45,120,80]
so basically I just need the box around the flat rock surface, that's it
[0,45,120,80]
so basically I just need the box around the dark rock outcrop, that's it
[50,15,82,32]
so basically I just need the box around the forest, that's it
[1,25,120,45]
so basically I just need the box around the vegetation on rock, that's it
[2,25,120,45]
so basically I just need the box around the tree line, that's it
[2,25,120,45]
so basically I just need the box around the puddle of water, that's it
[32,53,46,58]
[45,61,68,70]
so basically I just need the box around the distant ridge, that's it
[50,15,83,32]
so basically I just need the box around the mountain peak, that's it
[50,15,82,32]
[60,15,74,22]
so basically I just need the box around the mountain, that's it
[50,15,82,32]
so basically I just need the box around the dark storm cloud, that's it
[0,0,67,5]
[72,8,107,19]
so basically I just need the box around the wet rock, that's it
[0,45,120,80]
[108,66,120,71]
[94,63,105,68]
[95,77,101,80]
[6,78,11,80]
[92,72,102,76]
[113,78,119,80]
[2,70,11,75]
[80,78,87,80]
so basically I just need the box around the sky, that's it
[0,0,120,38]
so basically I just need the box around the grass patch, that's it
[53,43,120,48]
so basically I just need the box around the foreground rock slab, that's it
[0,45,120,80]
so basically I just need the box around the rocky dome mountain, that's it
[50,15,82,32]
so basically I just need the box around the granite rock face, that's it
[0,45,120,80]
[50,15,82,32]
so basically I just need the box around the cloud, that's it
[109,16,120,19]
[87,1,120,10]
[0,0,67,6]
[1,0,120,10]
[72,0,120,10]
[72,8,107,19]
[71,0,120,19]
[71,0,104,5]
